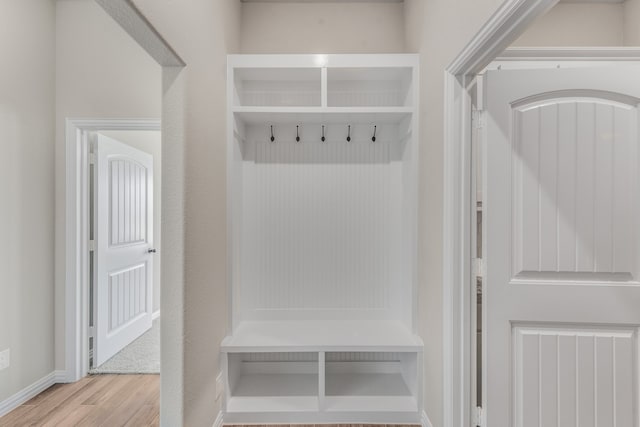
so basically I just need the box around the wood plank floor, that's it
[0,375,419,426]
[0,375,159,427]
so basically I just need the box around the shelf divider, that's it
[321,67,328,108]
[319,351,326,411]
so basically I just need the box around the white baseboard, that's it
[0,371,57,418]
[152,310,161,320]
[54,370,69,383]
[421,410,433,427]
[212,410,223,427]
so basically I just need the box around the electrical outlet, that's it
[215,373,223,401]
[0,349,9,371]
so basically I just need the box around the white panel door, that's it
[94,134,154,366]
[484,65,640,427]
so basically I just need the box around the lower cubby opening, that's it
[324,352,418,412]
[223,350,421,415]
[226,352,319,412]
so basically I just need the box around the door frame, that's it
[63,118,160,382]
[444,10,640,426]
[443,1,560,425]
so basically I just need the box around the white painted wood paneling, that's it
[108,264,147,332]
[95,134,153,366]
[109,159,147,246]
[225,55,421,420]
[514,326,636,427]
[241,157,402,316]
[512,98,638,281]
[239,352,402,362]
[485,66,640,427]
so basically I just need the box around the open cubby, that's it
[327,67,414,107]
[233,67,321,107]
[224,54,422,422]
[226,352,319,413]
[324,352,418,412]
[223,351,421,416]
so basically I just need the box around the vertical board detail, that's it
[512,99,638,280]
[108,264,147,332]
[109,158,147,246]
[241,139,402,314]
[514,326,637,427]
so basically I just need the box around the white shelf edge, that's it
[232,106,415,114]
[221,345,423,353]
[227,396,320,413]
[323,396,419,413]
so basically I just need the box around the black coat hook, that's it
[372,125,377,142]
[321,125,325,142]
[347,125,351,142]
[296,125,300,142]
[270,125,275,142]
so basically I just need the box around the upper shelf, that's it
[232,106,414,125]
[230,57,417,110]
[327,67,413,108]
[234,67,322,107]
[221,320,424,353]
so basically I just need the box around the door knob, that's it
[148,248,157,253]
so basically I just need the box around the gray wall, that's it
[625,0,640,46]
[0,0,56,405]
[514,3,624,46]
[240,1,405,53]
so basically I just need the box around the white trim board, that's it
[498,47,640,61]
[421,410,433,427]
[152,310,161,320]
[212,410,223,427]
[442,1,560,427]
[0,371,60,418]
[94,0,184,67]
[62,118,161,384]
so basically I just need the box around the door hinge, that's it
[474,258,484,278]
[472,109,486,130]
[475,406,484,427]
[89,326,95,338]
[89,240,96,252]
[89,153,96,164]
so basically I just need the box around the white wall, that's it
[240,1,405,53]
[625,0,640,46]
[55,0,161,371]
[513,3,624,47]
[128,1,241,425]
[99,130,162,313]
[0,0,56,405]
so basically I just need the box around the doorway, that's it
[87,130,162,374]
[63,119,161,379]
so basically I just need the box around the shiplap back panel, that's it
[241,153,403,317]
[328,80,406,107]
[513,100,638,280]
[514,326,636,427]
[241,80,321,107]
[109,159,147,246]
[243,123,402,164]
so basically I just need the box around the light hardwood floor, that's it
[0,376,419,427]
[0,375,159,427]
